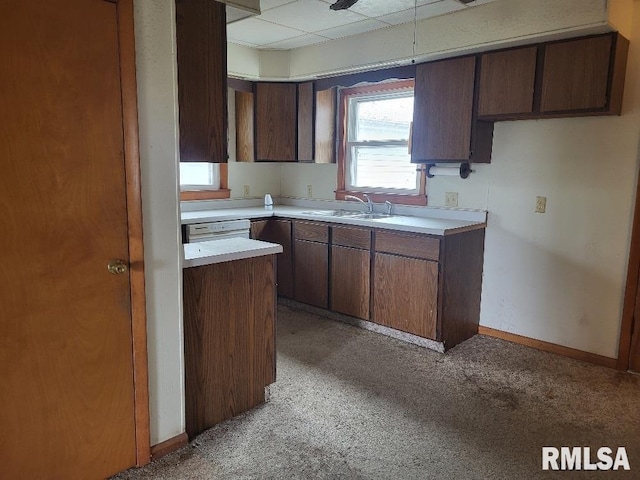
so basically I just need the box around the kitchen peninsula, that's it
[182,237,282,438]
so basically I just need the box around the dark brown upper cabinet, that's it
[238,81,335,163]
[412,56,493,164]
[540,33,628,116]
[476,32,628,121]
[255,83,297,161]
[297,82,314,162]
[478,46,537,118]
[175,0,227,163]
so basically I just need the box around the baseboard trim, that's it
[150,433,189,461]
[478,326,617,369]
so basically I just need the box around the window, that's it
[179,162,230,201]
[337,79,426,206]
[180,162,220,189]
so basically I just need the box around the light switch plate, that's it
[535,196,546,213]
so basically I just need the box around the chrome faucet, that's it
[385,201,393,215]
[344,194,374,213]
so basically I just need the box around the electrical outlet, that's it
[445,192,458,207]
[243,185,250,197]
[535,196,547,213]
[307,185,313,198]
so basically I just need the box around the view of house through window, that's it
[345,84,416,193]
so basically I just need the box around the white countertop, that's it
[183,237,283,269]
[181,206,486,236]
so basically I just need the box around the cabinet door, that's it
[255,83,297,161]
[412,56,476,162]
[184,255,276,438]
[235,90,255,162]
[315,87,336,164]
[175,0,227,162]
[540,35,612,113]
[294,239,328,308]
[478,47,537,117]
[252,219,294,298]
[373,253,438,339]
[297,82,314,162]
[331,246,370,320]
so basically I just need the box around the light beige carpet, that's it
[114,303,640,479]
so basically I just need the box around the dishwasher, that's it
[183,219,251,243]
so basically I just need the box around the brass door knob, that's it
[107,259,129,275]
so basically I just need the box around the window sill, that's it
[335,190,426,206]
[180,189,231,201]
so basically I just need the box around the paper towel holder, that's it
[426,162,472,179]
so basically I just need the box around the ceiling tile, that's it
[264,34,330,50]
[347,0,441,19]
[378,0,465,26]
[227,17,307,45]
[258,0,368,34]
[260,0,297,11]
[317,18,390,40]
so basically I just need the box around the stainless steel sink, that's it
[352,213,394,220]
[300,209,363,217]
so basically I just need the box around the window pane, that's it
[179,162,220,188]
[355,96,413,142]
[350,145,417,191]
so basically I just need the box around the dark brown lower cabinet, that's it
[371,228,485,350]
[183,255,276,438]
[251,219,294,298]
[294,239,328,308]
[331,245,370,320]
[373,252,438,339]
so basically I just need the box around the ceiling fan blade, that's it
[329,0,359,11]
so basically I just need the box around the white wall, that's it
[280,163,338,200]
[227,162,282,199]
[134,0,185,446]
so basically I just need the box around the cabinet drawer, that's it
[332,225,371,250]
[293,221,329,243]
[375,230,439,261]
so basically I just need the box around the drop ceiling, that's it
[227,0,496,50]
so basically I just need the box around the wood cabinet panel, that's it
[478,46,537,117]
[540,35,612,113]
[255,83,297,161]
[297,82,314,162]
[293,221,329,243]
[375,230,439,261]
[411,56,476,162]
[440,229,485,349]
[251,219,293,298]
[332,225,371,250]
[175,0,227,163]
[315,87,336,164]
[331,246,370,320]
[373,253,438,339]
[183,255,276,438]
[294,239,328,308]
[235,90,254,162]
